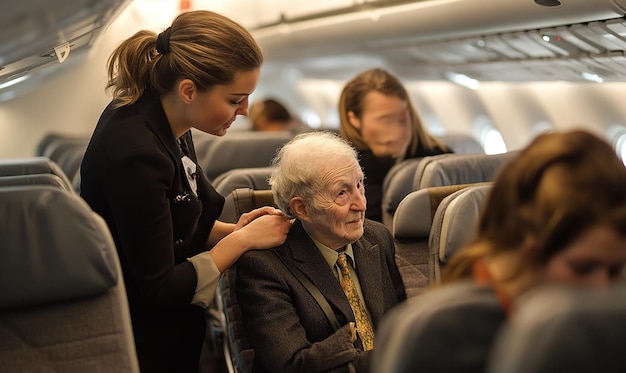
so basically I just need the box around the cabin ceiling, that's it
[2,0,626,96]
[241,0,626,83]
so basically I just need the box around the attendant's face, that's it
[543,225,626,287]
[348,91,412,159]
[302,159,366,250]
[189,68,260,136]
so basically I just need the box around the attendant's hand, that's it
[235,213,292,250]
[234,206,284,231]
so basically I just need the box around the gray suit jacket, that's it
[236,219,406,373]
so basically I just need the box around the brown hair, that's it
[443,130,626,282]
[249,98,293,129]
[106,10,263,107]
[338,68,446,155]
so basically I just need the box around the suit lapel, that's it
[286,221,355,322]
[352,238,386,326]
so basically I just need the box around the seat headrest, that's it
[0,185,118,310]
[436,134,485,154]
[430,184,492,263]
[213,166,275,197]
[488,284,626,373]
[393,184,481,239]
[201,131,293,180]
[0,157,73,191]
[416,152,518,189]
[0,173,73,193]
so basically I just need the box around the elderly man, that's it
[236,131,406,373]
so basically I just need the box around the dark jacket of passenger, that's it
[236,219,407,373]
[80,90,224,373]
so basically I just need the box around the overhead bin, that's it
[249,0,626,82]
[0,0,131,88]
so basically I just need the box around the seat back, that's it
[199,131,292,181]
[214,189,277,373]
[220,187,276,223]
[0,173,73,193]
[0,185,138,372]
[382,154,455,230]
[0,157,73,192]
[392,183,485,296]
[214,166,274,196]
[415,151,517,190]
[35,132,90,158]
[372,281,505,373]
[488,284,626,373]
[429,183,492,283]
[437,134,485,154]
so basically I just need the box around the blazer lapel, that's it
[286,221,355,322]
[353,238,386,325]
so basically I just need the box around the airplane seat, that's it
[371,281,505,373]
[0,157,73,192]
[213,166,275,196]
[436,134,485,154]
[428,183,493,284]
[191,129,217,166]
[392,183,485,297]
[55,144,88,190]
[415,151,518,190]
[219,187,276,224]
[0,185,139,372]
[487,284,626,373]
[40,136,90,166]
[0,173,74,193]
[35,133,90,157]
[212,188,276,373]
[382,154,455,230]
[198,131,293,181]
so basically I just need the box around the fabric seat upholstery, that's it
[0,185,138,372]
[429,184,492,283]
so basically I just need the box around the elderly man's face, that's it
[304,159,366,250]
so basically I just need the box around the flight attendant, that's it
[338,68,452,223]
[80,10,291,373]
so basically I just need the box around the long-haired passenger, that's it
[372,129,626,373]
[338,68,451,222]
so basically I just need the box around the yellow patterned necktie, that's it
[336,252,374,351]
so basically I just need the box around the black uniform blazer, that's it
[80,91,224,373]
[236,219,407,373]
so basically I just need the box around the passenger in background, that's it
[80,10,291,373]
[249,97,293,131]
[339,68,451,223]
[372,130,626,373]
[236,131,406,373]
[249,97,312,133]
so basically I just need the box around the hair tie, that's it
[156,27,171,55]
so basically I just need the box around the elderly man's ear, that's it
[290,197,312,223]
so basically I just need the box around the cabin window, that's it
[479,124,507,154]
[301,109,322,129]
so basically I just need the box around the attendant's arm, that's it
[189,210,290,307]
